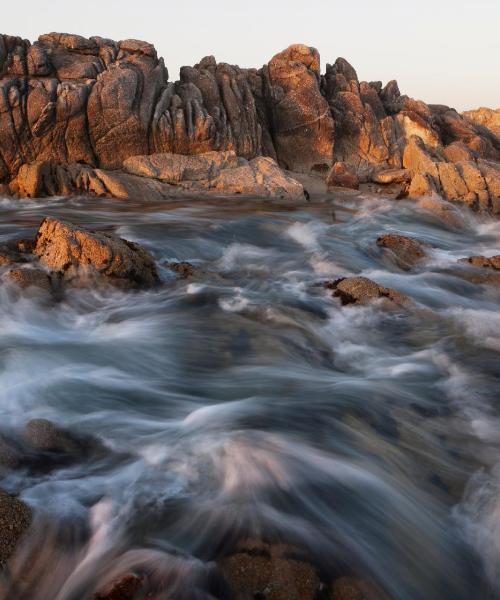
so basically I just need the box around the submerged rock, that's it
[326,276,410,308]
[167,261,198,279]
[25,419,82,454]
[219,540,322,600]
[376,234,427,270]
[0,491,32,564]
[458,255,500,270]
[4,267,52,291]
[94,573,146,600]
[33,218,159,289]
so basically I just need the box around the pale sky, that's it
[3,0,499,112]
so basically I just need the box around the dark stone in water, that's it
[167,261,198,279]
[0,491,32,564]
[94,573,145,600]
[218,540,322,600]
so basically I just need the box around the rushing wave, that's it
[0,194,499,599]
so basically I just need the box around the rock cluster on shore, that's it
[0,33,497,209]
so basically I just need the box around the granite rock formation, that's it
[0,32,499,211]
[33,217,159,288]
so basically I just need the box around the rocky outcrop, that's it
[33,217,159,288]
[0,32,499,212]
[10,152,304,200]
[264,45,334,173]
[124,151,305,198]
[326,276,410,308]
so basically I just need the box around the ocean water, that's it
[0,193,499,599]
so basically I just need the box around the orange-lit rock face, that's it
[265,44,335,173]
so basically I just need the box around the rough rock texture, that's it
[124,152,305,198]
[4,266,52,291]
[372,168,410,185]
[463,108,500,138]
[458,255,500,270]
[326,161,359,189]
[12,153,304,200]
[326,276,410,308]
[0,32,499,211]
[376,233,427,270]
[33,217,159,288]
[123,150,238,183]
[0,491,32,564]
[264,44,334,173]
[219,540,322,600]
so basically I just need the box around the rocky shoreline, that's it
[0,29,499,600]
[0,34,497,210]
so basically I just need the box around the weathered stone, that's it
[0,491,32,564]
[408,173,438,198]
[123,150,238,183]
[372,169,410,185]
[458,255,500,270]
[396,110,440,147]
[326,161,359,190]
[437,163,468,201]
[443,142,475,163]
[402,136,440,180]
[463,108,500,138]
[0,32,499,215]
[34,218,159,288]
[206,156,305,199]
[265,44,334,173]
[376,234,427,269]
[326,276,410,308]
[219,540,322,600]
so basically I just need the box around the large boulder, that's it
[123,150,238,183]
[0,492,32,564]
[33,217,159,288]
[264,44,334,173]
[206,156,305,198]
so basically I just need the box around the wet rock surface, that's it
[458,255,500,270]
[376,233,427,270]
[0,491,32,564]
[218,541,322,600]
[326,276,410,308]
